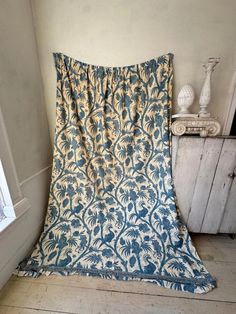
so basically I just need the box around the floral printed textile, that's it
[18,53,216,294]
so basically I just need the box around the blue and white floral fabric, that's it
[18,53,216,294]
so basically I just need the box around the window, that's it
[0,160,16,232]
[223,69,236,135]
[230,110,236,135]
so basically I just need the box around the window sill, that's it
[0,198,30,236]
[0,217,15,232]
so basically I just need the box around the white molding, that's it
[0,162,51,235]
[0,106,51,236]
[19,165,52,187]
[14,197,31,217]
[0,106,22,203]
[223,69,236,135]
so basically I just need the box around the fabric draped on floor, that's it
[18,52,216,294]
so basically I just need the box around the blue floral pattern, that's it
[18,53,216,294]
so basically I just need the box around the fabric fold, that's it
[17,52,216,294]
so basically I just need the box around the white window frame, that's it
[0,106,30,233]
[223,69,236,135]
[0,160,16,232]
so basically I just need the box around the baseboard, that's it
[0,221,43,289]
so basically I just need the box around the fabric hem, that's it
[17,261,216,293]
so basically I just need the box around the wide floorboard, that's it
[0,234,235,314]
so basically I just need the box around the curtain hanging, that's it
[18,53,216,294]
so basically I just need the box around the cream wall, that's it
[0,0,51,288]
[32,0,236,140]
[0,0,52,181]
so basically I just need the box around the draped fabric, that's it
[18,53,216,294]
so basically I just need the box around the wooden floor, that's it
[0,234,235,314]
